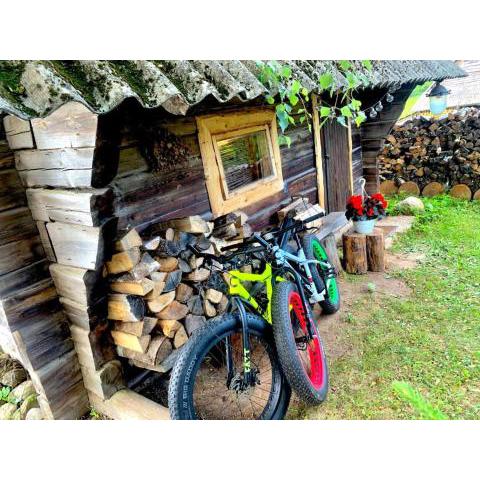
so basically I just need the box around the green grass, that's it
[300,195,480,419]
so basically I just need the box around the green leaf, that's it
[361,60,373,71]
[291,80,301,95]
[284,103,292,113]
[350,98,361,111]
[276,110,289,132]
[301,87,309,99]
[336,116,347,127]
[281,66,292,78]
[288,93,299,106]
[340,105,352,118]
[276,104,285,113]
[288,114,295,125]
[338,60,352,71]
[299,115,305,124]
[320,106,331,117]
[354,112,366,127]
[278,134,292,148]
[266,95,275,105]
[319,73,333,91]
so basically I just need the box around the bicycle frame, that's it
[225,263,284,324]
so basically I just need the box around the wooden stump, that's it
[473,189,480,201]
[320,234,342,274]
[398,181,420,196]
[449,184,472,200]
[342,232,367,274]
[380,180,398,195]
[366,229,385,272]
[422,182,444,197]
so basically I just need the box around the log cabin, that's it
[0,60,465,419]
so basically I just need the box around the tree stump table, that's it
[342,228,385,274]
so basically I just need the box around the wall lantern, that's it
[427,82,450,115]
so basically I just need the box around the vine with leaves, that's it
[257,60,375,147]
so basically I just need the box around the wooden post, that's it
[366,229,385,272]
[311,94,326,209]
[342,232,368,274]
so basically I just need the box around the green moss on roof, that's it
[108,61,153,102]
[0,61,36,116]
[48,61,99,108]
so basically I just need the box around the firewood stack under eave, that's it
[378,109,480,193]
[105,212,250,372]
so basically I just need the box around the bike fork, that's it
[226,297,252,386]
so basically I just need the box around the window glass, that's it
[216,129,274,193]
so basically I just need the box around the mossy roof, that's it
[0,60,466,119]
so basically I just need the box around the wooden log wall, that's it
[358,85,416,194]
[0,117,91,419]
[111,103,318,232]
[2,103,125,417]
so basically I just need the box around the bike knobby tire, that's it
[168,313,291,420]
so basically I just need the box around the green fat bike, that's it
[168,212,340,419]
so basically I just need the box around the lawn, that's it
[296,195,480,419]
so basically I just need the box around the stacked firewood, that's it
[105,212,250,372]
[378,108,480,192]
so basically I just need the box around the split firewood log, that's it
[106,247,141,274]
[144,279,166,301]
[217,295,228,314]
[157,319,183,338]
[110,277,155,296]
[143,236,161,250]
[108,294,145,322]
[156,301,189,321]
[163,270,182,292]
[159,215,211,234]
[175,283,193,303]
[178,258,192,273]
[111,317,157,337]
[156,256,179,272]
[185,268,210,282]
[165,228,175,241]
[150,271,168,282]
[130,253,160,281]
[111,330,150,353]
[147,291,175,313]
[173,326,188,348]
[203,298,217,318]
[195,234,212,251]
[116,335,172,365]
[115,229,143,252]
[185,314,206,336]
[187,295,204,316]
[205,288,223,304]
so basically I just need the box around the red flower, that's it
[371,193,388,209]
[367,208,374,217]
[347,195,363,210]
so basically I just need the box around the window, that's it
[197,109,284,216]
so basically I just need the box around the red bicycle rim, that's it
[288,291,325,390]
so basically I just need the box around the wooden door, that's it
[321,120,352,212]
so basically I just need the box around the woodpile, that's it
[106,212,251,372]
[378,108,480,197]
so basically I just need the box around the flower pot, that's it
[353,219,376,234]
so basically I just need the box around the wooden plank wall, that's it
[111,104,318,232]
[351,125,363,195]
[0,116,90,420]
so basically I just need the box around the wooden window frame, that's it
[197,108,284,216]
